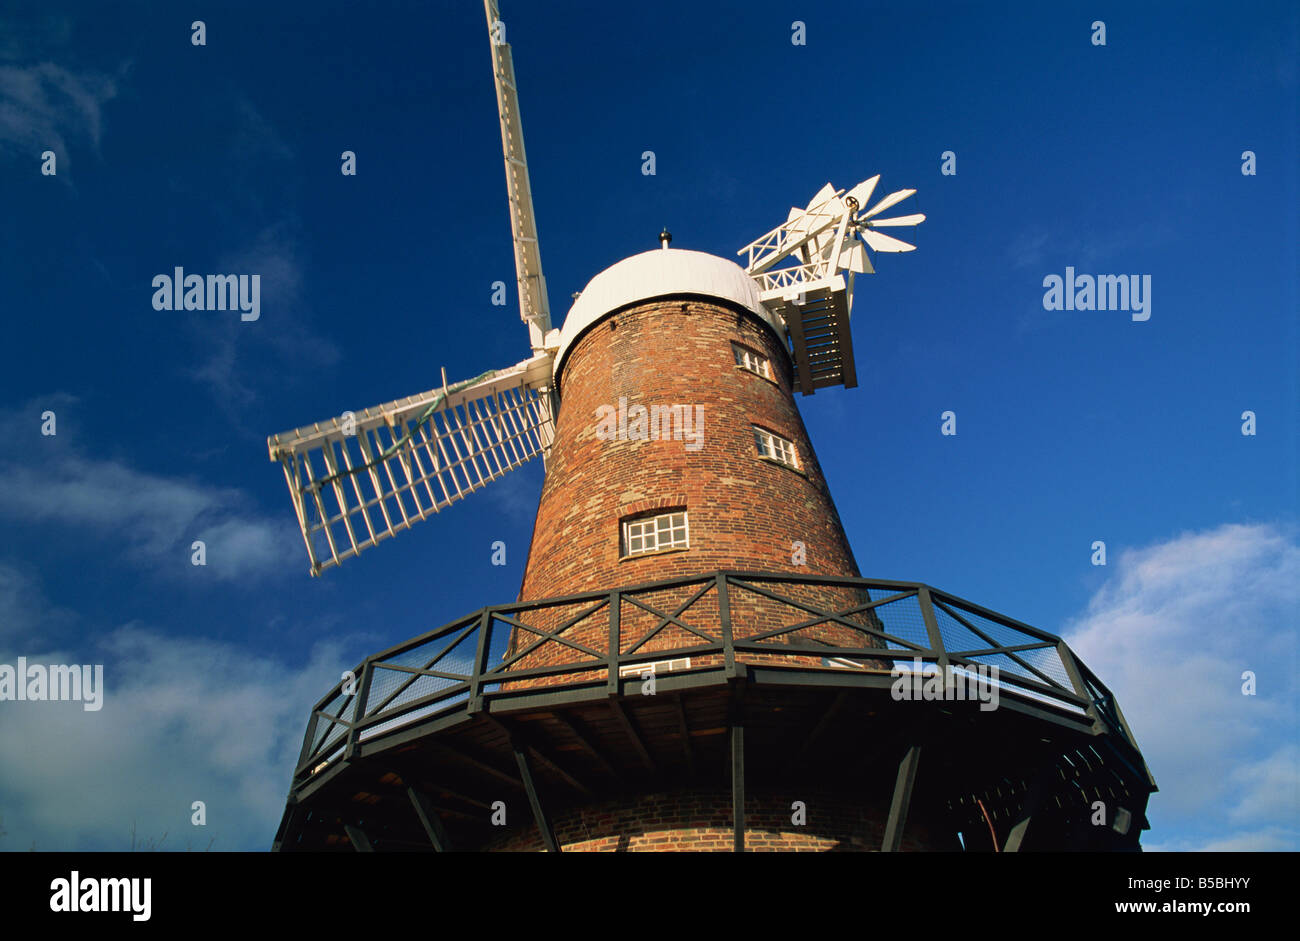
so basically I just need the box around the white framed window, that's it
[622,511,688,557]
[753,426,799,470]
[732,343,773,380]
[618,657,692,678]
[821,656,867,670]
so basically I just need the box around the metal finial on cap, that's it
[659,228,672,249]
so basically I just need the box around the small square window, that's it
[732,343,773,380]
[622,511,689,556]
[753,426,799,470]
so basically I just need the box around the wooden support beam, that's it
[488,716,593,798]
[609,697,655,771]
[407,786,454,852]
[731,721,745,853]
[394,769,493,812]
[425,785,492,812]
[675,694,695,777]
[801,689,851,761]
[550,711,623,784]
[383,759,494,813]
[512,737,560,852]
[271,804,298,853]
[784,302,815,396]
[523,742,593,799]
[1003,762,1059,853]
[833,297,857,389]
[343,823,374,852]
[429,742,522,791]
[881,744,921,852]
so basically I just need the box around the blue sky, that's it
[0,0,1295,851]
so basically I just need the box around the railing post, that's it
[1110,698,1144,758]
[717,572,737,679]
[345,659,374,761]
[607,590,621,694]
[467,610,493,715]
[917,586,949,671]
[1056,640,1105,734]
[295,708,321,778]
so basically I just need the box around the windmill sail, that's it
[268,354,554,575]
[485,0,552,351]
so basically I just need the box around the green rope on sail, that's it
[305,368,500,493]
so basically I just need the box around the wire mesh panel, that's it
[867,592,932,651]
[930,597,1077,690]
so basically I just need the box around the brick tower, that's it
[487,245,953,850]
[521,248,856,597]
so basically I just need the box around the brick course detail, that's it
[519,297,860,601]
[482,788,957,852]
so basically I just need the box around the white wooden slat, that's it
[269,360,553,574]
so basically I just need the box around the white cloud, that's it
[1063,522,1300,851]
[1226,744,1300,825]
[0,566,354,851]
[1144,828,1297,853]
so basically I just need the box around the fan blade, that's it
[783,205,808,241]
[789,197,845,260]
[267,354,555,575]
[860,229,917,253]
[864,213,926,227]
[844,175,880,210]
[860,188,916,220]
[840,241,871,273]
[805,182,837,211]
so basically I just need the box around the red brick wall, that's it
[519,297,860,600]
[504,298,884,682]
[481,788,957,852]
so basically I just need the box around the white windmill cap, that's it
[553,248,786,383]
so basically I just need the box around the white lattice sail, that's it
[268,354,555,575]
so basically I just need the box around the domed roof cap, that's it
[554,248,784,379]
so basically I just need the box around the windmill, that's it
[270,2,1153,854]
[265,8,923,577]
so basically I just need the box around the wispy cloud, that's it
[1007,227,1052,271]
[1007,221,1177,272]
[483,458,543,522]
[231,96,293,164]
[0,397,296,581]
[185,222,339,415]
[0,61,119,166]
[1063,522,1300,851]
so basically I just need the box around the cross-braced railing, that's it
[751,262,836,296]
[290,571,1142,794]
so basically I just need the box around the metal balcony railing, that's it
[289,571,1144,795]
